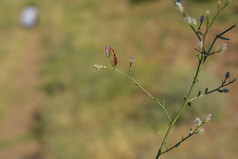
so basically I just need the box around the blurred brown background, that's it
[0,0,237,159]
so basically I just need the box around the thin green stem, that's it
[156,1,232,158]
[208,2,229,30]
[189,77,236,102]
[155,2,228,157]
[189,94,205,103]
[156,56,204,159]
[160,122,205,155]
[103,67,172,122]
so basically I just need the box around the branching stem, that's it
[103,67,172,122]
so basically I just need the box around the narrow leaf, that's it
[196,54,200,61]
[205,88,208,94]
[219,36,230,40]
[197,90,201,97]
[157,122,169,135]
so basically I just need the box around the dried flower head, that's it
[93,64,106,70]
[204,114,212,123]
[184,17,192,25]
[196,128,205,135]
[192,18,197,26]
[175,2,184,14]
[198,40,203,51]
[206,10,210,15]
[194,117,202,127]
[219,43,227,51]
[129,56,136,65]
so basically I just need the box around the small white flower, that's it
[206,10,210,15]
[198,40,203,51]
[196,128,205,135]
[184,17,192,25]
[176,2,184,14]
[129,56,136,62]
[204,113,212,123]
[219,43,227,51]
[129,56,136,65]
[93,64,106,70]
[194,117,202,127]
[192,18,197,26]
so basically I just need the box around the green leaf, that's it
[205,88,208,94]
[219,36,230,40]
[197,90,201,97]
[157,122,169,135]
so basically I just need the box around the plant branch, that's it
[156,55,205,159]
[189,78,236,103]
[103,67,172,122]
[160,123,204,155]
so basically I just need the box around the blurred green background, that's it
[0,0,238,159]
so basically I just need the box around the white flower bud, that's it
[176,2,184,14]
[206,10,210,15]
[218,0,221,5]
[219,43,227,51]
[196,128,205,135]
[184,17,192,25]
[93,64,106,70]
[204,113,212,123]
[192,18,197,26]
[198,40,203,51]
[194,117,202,127]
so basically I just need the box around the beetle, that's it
[109,48,118,65]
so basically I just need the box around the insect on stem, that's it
[109,48,118,66]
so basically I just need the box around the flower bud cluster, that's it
[206,10,210,15]
[193,114,211,135]
[175,1,184,14]
[93,64,107,70]
[219,43,227,51]
[184,17,197,26]
[203,113,212,123]
[197,40,203,52]
[129,56,136,66]
[196,128,205,135]
[194,117,202,127]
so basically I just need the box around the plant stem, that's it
[160,122,204,155]
[155,56,204,159]
[104,67,172,122]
